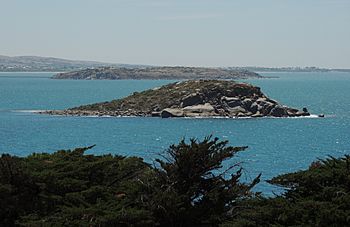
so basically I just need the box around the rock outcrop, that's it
[40,80,312,118]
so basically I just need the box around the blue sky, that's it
[1,0,349,68]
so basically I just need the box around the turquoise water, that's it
[1,72,349,194]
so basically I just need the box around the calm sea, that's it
[1,72,349,194]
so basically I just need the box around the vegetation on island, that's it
[42,80,311,118]
[1,137,349,226]
[51,66,261,80]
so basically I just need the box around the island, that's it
[51,66,262,80]
[41,80,314,118]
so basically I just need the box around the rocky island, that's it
[41,80,314,118]
[51,66,262,80]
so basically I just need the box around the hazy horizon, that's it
[2,54,350,69]
[1,0,349,68]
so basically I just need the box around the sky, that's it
[1,0,350,68]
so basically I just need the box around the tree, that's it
[0,154,41,226]
[224,155,350,227]
[0,137,261,226]
[147,136,260,226]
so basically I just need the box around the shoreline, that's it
[33,110,323,119]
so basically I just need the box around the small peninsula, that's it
[51,66,262,80]
[42,80,313,118]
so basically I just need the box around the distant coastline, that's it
[1,55,349,73]
[230,66,350,73]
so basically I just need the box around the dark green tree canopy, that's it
[0,137,260,227]
[151,137,260,226]
[1,138,349,227]
[225,155,350,227]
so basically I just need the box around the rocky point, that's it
[41,80,314,118]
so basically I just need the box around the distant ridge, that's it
[1,55,349,73]
[229,66,350,73]
[0,55,139,72]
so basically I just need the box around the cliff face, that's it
[42,80,311,118]
[51,66,262,80]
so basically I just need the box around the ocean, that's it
[1,72,349,194]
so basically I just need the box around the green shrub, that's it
[1,137,259,226]
[2,138,349,226]
[224,155,350,226]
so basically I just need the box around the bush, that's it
[224,155,350,226]
[3,137,348,226]
[0,137,259,226]
[147,136,260,226]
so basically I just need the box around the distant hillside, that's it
[230,66,350,73]
[1,55,349,73]
[0,55,137,72]
[52,66,261,80]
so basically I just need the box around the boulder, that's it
[181,93,203,107]
[228,106,246,115]
[293,107,310,117]
[161,108,184,118]
[296,110,310,116]
[183,103,215,114]
[286,108,299,117]
[221,96,240,102]
[242,98,253,110]
[256,97,267,104]
[250,102,259,113]
[245,111,253,116]
[251,111,263,118]
[237,112,247,118]
[261,102,275,115]
[287,108,299,113]
[226,99,241,108]
[221,96,242,108]
[269,105,288,117]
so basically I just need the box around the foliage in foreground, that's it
[1,138,350,226]
[224,156,350,227]
[0,137,260,226]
